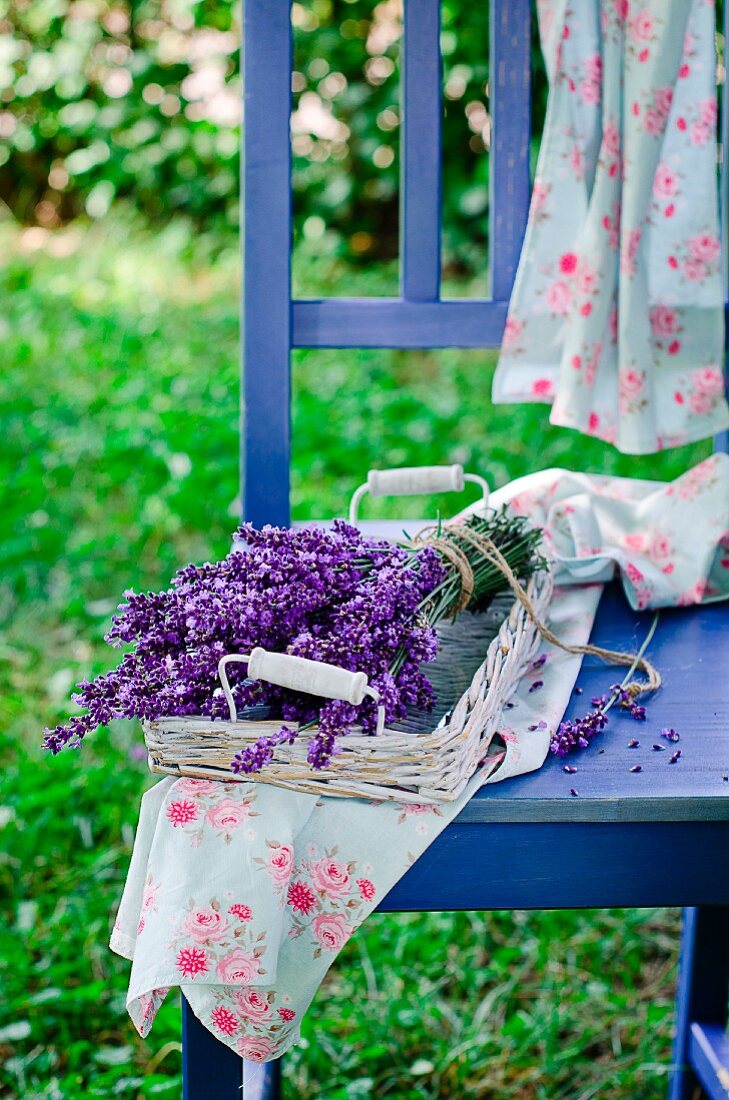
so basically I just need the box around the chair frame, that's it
[181,2,729,1096]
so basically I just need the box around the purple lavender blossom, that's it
[551,669,656,760]
[550,705,608,757]
[43,521,447,769]
[44,510,545,771]
[610,684,646,720]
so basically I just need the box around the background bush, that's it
[1,0,546,270]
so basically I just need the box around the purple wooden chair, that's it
[181,2,729,1096]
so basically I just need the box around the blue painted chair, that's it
[181,2,729,1096]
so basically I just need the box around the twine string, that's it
[420,536,475,612]
[413,522,661,698]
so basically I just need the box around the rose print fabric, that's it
[492,0,729,453]
[111,586,599,1062]
[466,453,729,609]
[112,457,729,1060]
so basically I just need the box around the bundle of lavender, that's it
[43,511,546,773]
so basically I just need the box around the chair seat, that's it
[465,583,729,824]
[376,580,729,914]
[356,519,729,823]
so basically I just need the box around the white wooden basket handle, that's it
[348,464,489,524]
[218,648,384,732]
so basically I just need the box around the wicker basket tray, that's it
[143,567,553,804]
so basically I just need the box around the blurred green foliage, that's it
[1,0,241,227]
[1,0,546,270]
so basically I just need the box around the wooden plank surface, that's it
[293,298,509,349]
[670,909,729,1100]
[688,1024,729,1100]
[379,819,729,911]
[182,995,241,1097]
[463,584,729,823]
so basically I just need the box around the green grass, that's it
[0,214,701,1098]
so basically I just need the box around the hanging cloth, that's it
[492,0,729,453]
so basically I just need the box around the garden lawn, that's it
[0,215,708,1099]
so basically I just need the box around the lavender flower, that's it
[44,511,545,772]
[609,683,646,720]
[550,705,609,757]
[550,615,660,760]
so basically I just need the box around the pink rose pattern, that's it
[493,0,729,453]
[149,838,383,1052]
[118,779,427,1061]
[276,844,377,959]
[161,780,258,847]
[136,835,397,1058]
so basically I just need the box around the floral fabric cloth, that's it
[111,583,597,1063]
[467,453,729,609]
[112,456,729,1061]
[492,0,729,453]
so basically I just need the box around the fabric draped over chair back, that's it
[492,0,729,454]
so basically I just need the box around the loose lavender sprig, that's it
[549,612,659,758]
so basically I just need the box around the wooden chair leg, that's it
[243,1058,282,1100]
[182,995,242,1098]
[669,907,729,1100]
[181,996,282,1099]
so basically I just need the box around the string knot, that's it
[413,521,661,699]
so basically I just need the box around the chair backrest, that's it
[242,0,728,528]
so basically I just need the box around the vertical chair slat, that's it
[242,0,292,527]
[400,0,442,302]
[489,0,531,303]
[669,907,729,1100]
[722,0,729,297]
[719,0,729,453]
